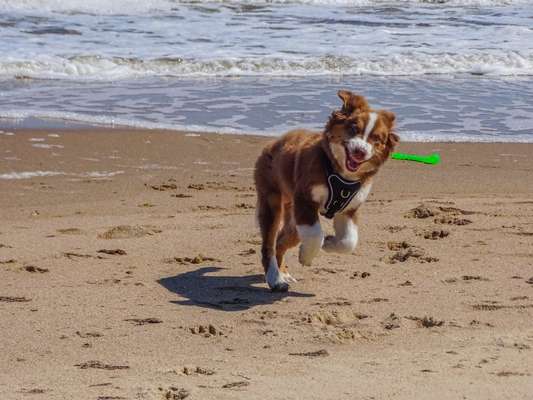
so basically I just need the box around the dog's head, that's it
[324,90,399,179]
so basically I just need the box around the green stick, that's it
[391,152,440,165]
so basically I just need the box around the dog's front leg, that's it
[323,211,358,254]
[294,193,323,266]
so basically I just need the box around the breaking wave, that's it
[2,52,532,80]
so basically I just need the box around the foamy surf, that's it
[2,103,533,143]
[0,170,125,180]
[2,52,533,80]
[0,171,66,180]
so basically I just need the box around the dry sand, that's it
[1,128,532,400]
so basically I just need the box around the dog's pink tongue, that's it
[346,155,359,171]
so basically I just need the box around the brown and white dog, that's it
[254,90,399,291]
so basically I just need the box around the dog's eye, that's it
[349,124,358,136]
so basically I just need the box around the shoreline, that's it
[3,121,533,144]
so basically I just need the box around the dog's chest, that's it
[311,182,372,215]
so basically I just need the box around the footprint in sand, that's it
[148,181,177,191]
[164,254,220,265]
[434,216,472,225]
[57,228,84,235]
[0,296,31,303]
[124,318,162,326]
[405,204,436,219]
[420,229,450,239]
[385,241,438,263]
[22,265,49,273]
[75,361,129,370]
[182,366,215,376]
[288,349,329,358]
[159,387,190,399]
[98,225,161,239]
[405,315,445,328]
[189,324,224,337]
[381,313,400,330]
[405,204,476,225]
[97,249,127,255]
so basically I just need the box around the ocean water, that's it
[0,0,532,141]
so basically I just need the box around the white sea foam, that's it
[0,109,246,135]
[0,170,65,179]
[1,52,532,79]
[82,171,124,177]
[32,143,65,149]
[0,169,126,179]
[2,108,533,142]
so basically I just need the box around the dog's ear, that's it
[381,110,399,148]
[381,110,396,130]
[387,131,400,149]
[380,110,399,158]
[337,90,369,114]
[381,130,399,161]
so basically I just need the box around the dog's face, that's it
[325,90,399,179]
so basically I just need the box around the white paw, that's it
[281,271,297,283]
[322,235,356,254]
[296,223,324,266]
[322,235,338,252]
[299,244,317,266]
[266,258,289,292]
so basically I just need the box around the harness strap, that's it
[321,150,361,219]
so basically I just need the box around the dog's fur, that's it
[254,90,399,291]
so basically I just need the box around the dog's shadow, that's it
[158,266,313,311]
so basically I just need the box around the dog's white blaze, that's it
[297,221,324,266]
[363,112,378,142]
[323,214,359,253]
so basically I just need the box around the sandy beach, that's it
[1,128,533,400]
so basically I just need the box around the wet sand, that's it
[1,128,533,399]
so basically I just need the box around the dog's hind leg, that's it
[275,202,299,283]
[257,191,288,292]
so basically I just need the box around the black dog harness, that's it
[321,152,362,219]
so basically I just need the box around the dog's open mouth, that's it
[344,146,366,172]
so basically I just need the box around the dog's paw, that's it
[322,235,338,252]
[322,234,357,254]
[299,244,316,266]
[266,259,290,292]
[281,271,297,283]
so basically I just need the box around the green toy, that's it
[391,152,440,165]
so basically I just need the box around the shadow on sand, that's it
[158,266,314,311]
